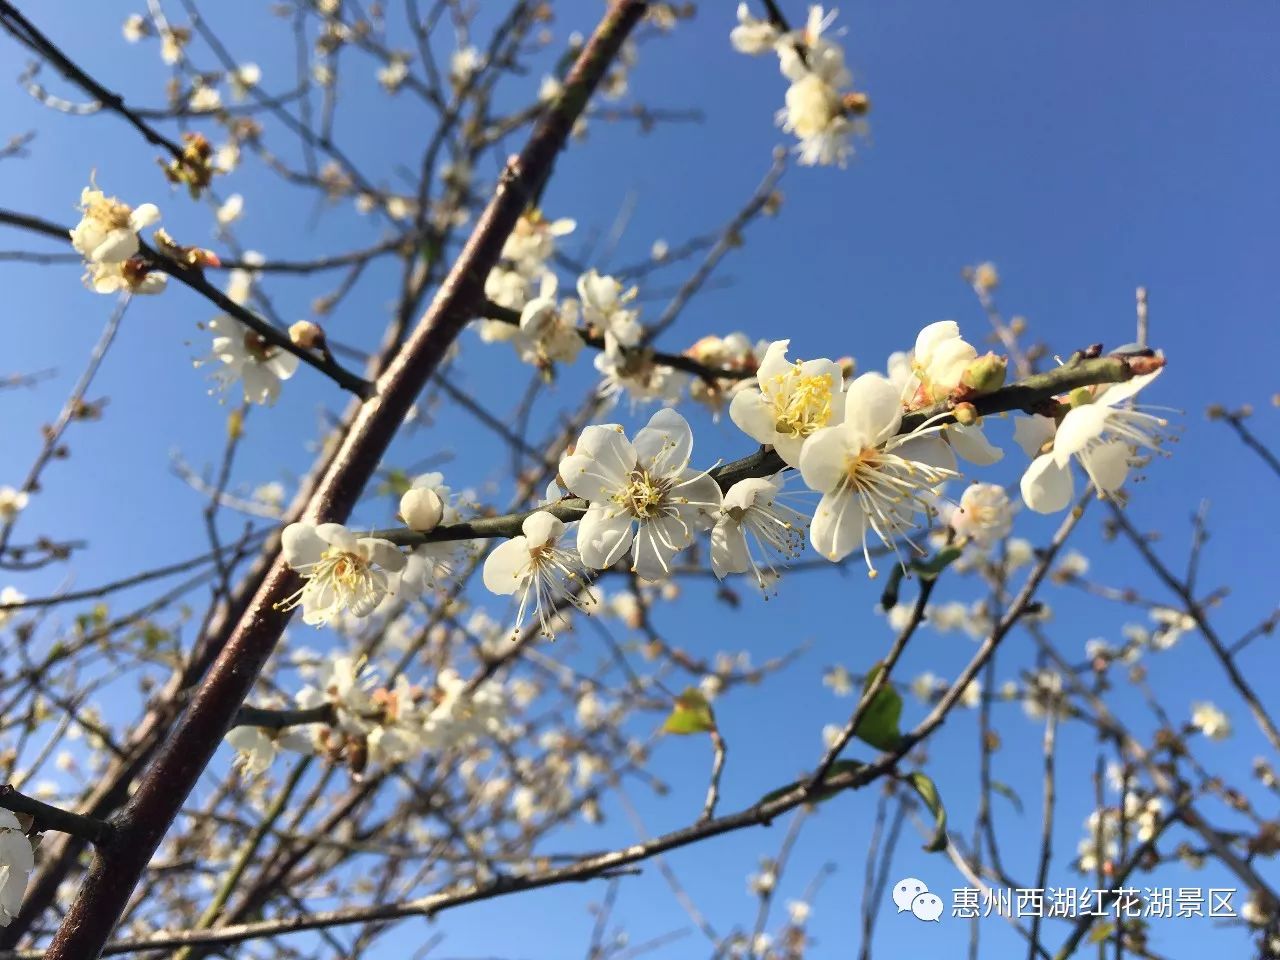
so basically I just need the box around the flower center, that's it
[243,331,279,363]
[313,548,372,596]
[614,469,671,519]
[769,363,833,438]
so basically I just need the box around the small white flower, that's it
[823,664,853,696]
[777,73,854,167]
[577,270,641,357]
[729,339,845,468]
[948,482,1012,548]
[710,474,807,587]
[1021,370,1167,514]
[198,316,300,406]
[122,14,150,42]
[730,2,780,55]
[0,587,25,630]
[537,75,563,103]
[188,83,222,113]
[229,63,261,100]
[0,809,34,927]
[503,211,575,275]
[82,259,167,296]
[160,27,188,65]
[450,45,485,84]
[70,181,160,264]
[519,274,584,366]
[910,672,940,704]
[378,57,410,93]
[215,193,244,226]
[482,511,593,638]
[959,678,982,708]
[799,373,957,572]
[776,6,851,87]
[0,487,29,522]
[594,352,687,410]
[280,523,406,626]
[224,725,311,774]
[1191,701,1231,740]
[559,409,722,579]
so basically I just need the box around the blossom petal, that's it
[633,408,694,476]
[521,510,564,546]
[577,504,634,570]
[946,423,1003,465]
[756,339,791,383]
[483,536,531,596]
[1053,404,1112,464]
[1082,440,1130,492]
[728,389,778,445]
[282,523,326,567]
[1097,368,1162,407]
[711,520,750,578]
[559,425,635,501]
[1020,454,1074,514]
[810,489,866,562]
[894,434,957,474]
[315,523,358,553]
[1013,414,1056,458]
[798,425,851,494]
[632,513,690,580]
[842,373,902,445]
[360,538,407,573]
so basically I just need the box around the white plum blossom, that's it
[948,482,1013,548]
[519,274,584,366]
[400,486,444,533]
[450,46,485,85]
[729,339,845,468]
[198,316,300,406]
[559,409,722,580]
[776,6,852,87]
[399,473,469,594]
[1191,701,1231,740]
[1021,370,1167,514]
[577,270,641,357]
[798,373,958,572]
[280,523,406,626]
[0,487,29,521]
[594,351,688,410]
[82,259,167,296]
[482,511,594,638]
[224,725,312,774]
[777,72,854,167]
[0,588,24,630]
[710,474,808,587]
[730,3,780,55]
[502,211,575,276]
[215,193,244,226]
[888,322,1004,465]
[0,809,34,927]
[70,181,160,264]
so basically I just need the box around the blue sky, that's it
[1,0,1277,956]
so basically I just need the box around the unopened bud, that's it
[837,356,857,379]
[400,487,444,533]
[952,401,978,426]
[1067,386,1093,408]
[842,91,871,116]
[289,320,326,350]
[972,261,999,292]
[762,190,784,216]
[960,352,1007,394]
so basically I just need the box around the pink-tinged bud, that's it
[960,352,1006,394]
[289,320,326,350]
[400,487,444,533]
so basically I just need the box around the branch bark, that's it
[40,4,650,956]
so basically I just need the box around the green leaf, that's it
[758,759,865,806]
[855,663,903,752]
[662,688,716,736]
[991,780,1024,815]
[905,771,949,852]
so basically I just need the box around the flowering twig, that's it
[375,354,1154,548]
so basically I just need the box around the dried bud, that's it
[841,91,871,116]
[289,320,326,350]
[400,487,444,533]
[160,132,216,198]
[152,228,221,269]
[960,352,1007,394]
[837,355,857,379]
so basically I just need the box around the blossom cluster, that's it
[732,5,869,166]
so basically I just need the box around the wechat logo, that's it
[892,878,943,922]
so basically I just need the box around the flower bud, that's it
[400,487,444,533]
[289,320,326,350]
[841,91,871,116]
[952,401,978,426]
[960,352,1007,394]
[972,261,999,292]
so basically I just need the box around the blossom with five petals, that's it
[280,523,406,625]
[729,339,845,468]
[483,511,593,638]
